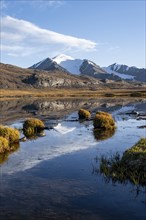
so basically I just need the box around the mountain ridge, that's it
[1,62,144,90]
[29,54,146,82]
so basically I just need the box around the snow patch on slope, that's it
[52,54,83,75]
[102,66,135,80]
[113,63,121,71]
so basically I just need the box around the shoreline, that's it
[0,88,146,99]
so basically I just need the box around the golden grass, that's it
[0,137,9,153]
[0,88,146,99]
[93,112,115,130]
[23,118,45,130]
[23,118,45,138]
[78,109,91,119]
[0,125,20,144]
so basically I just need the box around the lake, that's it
[0,98,146,220]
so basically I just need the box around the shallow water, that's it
[0,98,146,220]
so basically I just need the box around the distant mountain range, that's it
[29,54,146,82]
[1,62,144,90]
[0,54,145,90]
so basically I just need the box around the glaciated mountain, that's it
[29,55,146,82]
[103,63,146,82]
[53,54,107,75]
[52,54,120,80]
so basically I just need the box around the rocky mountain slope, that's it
[30,54,146,82]
[0,63,101,89]
[1,62,143,90]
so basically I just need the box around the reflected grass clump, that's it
[93,111,115,130]
[93,128,115,141]
[0,125,20,144]
[0,152,9,164]
[0,143,20,164]
[78,109,91,120]
[99,138,146,186]
[23,118,45,138]
[23,127,35,138]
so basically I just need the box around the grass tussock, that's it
[78,109,91,120]
[0,125,20,144]
[0,137,9,153]
[23,118,45,138]
[99,138,146,186]
[23,118,45,130]
[122,138,146,165]
[93,111,115,130]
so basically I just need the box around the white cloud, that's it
[1,16,97,58]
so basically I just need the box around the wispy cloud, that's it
[108,46,120,51]
[28,0,66,10]
[0,1,7,9]
[46,0,65,7]
[1,16,97,58]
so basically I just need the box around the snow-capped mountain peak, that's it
[52,54,83,75]
[52,54,74,64]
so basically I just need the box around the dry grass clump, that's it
[93,111,115,130]
[122,138,146,164]
[0,125,20,144]
[78,109,91,120]
[99,138,146,186]
[23,118,45,130]
[23,118,45,137]
[0,137,9,153]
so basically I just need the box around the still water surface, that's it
[0,98,146,220]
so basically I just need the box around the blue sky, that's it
[1,0,145,68]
